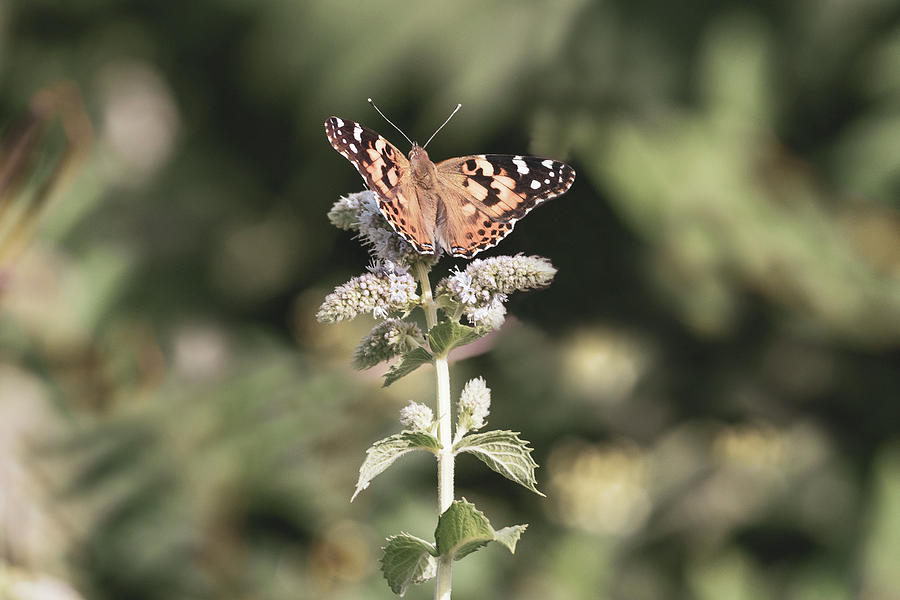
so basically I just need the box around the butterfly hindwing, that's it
[437,188,515,258]
[325,117,433,252]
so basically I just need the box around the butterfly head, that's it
[408,142,427,160]
[408,142,437,184]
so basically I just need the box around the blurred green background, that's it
[2,0,900,599]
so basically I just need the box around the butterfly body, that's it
[325,116,575,258]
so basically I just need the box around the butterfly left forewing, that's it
[434,154,575,257]
[325,117,435,253]
[325,117,410,199]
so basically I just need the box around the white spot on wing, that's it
[513,158,529,174]
[353,126,362,142]
[542,159,553,168]
[335,117,344,127]
[349,143,358,153]
[530,180,541,190]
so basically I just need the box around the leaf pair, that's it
[353,429,542,501]
[381,499,527,596]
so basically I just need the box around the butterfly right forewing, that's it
[436,154,575,222]
[325,117,434,253]
[434,154,576,257]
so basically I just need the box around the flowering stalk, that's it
[318,191,553,598]
[414,261,455,600]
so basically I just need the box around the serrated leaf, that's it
[433,499,530,562]
[381,534,437,596]
[453,430,545,496]
[434,498,494,561]
[383,347,433,387]
[352,431,441,501]
[428,321,482,357]
[493,524,528,554]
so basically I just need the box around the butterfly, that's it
[325,108,575,258]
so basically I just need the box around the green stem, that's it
[433,353,453,600]
[415,260,439,328]
[414,260,454,600]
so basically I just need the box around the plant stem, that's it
[433,351,453,600]
[433,352,453,510]
[415,260,439,328]
[414,261,454,600]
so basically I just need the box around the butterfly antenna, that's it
[423,103,462,149]
[367,98,413,146]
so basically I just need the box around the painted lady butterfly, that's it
[325,105,575,258]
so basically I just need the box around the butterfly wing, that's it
[325,117,435,253]
[434,154,575,257]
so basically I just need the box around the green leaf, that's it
[352,431,441,501]
[383,347,433,387]
[453,430,545,496]
[427,321,482,357]
[434,498,495,561]
[434,499,529,561]
[493,524,528,554]
[381,533,437,596]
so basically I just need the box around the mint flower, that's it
[443,269,485,306]
[457,377,491,435]
[436,255,556,330]
[316,262,419,323]
[327,193,367,231]
[466,295,507,330]
[463,255,557,295]
[353,319,425,369]
[400,401,434,432]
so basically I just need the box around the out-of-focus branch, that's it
[0,82,94,273]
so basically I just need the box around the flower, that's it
[316,263,419,323]
[327,193,366,231]
[465,294,507,330]
[436,255,556,330]
[400,401,434,432]
[464,255,557,295]
[352,319,425,369]
[457,377,492,434]
[443,269,479,305]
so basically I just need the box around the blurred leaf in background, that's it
[1,0,900,599]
